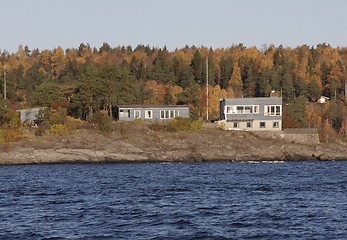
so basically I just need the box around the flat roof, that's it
[117,105,189,109]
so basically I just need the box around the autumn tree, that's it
[228,63,243,97]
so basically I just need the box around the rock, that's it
[312,151,330,161]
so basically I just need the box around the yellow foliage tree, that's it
[51,46,66,78]
[228,63,243,98]
[144,80,166,104]
[170,85,183,103]
[209,85,227,120]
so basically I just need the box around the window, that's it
[233,122,238,128]
[236,106,244,114]
[225,105,259,114]
[253,105,259,114]
[134,110,141,119]
[160,109,179,119]
[226,106,233,114]
[260,122,266,128]
[244,106,252,114]
[119,109,130,118]
[264,105,282,116]
[273,121,279,128]
[246,122,252,128]
[145,110,152,119]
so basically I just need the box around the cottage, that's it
[16,107,44,125]
[116,105,190,122]
[219,97,282,131]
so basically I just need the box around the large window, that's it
[264,105,281,116]
[225,105,259,114]
[160,110,179,119]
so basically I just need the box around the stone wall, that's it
[251,128,320,145]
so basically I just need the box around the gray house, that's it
[16,107,44,125]
[116,105,190,122]
[220,97,282,131]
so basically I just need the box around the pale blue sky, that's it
[1,0,346,53]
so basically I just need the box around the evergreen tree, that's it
[191,50,203,84]
[307,79,321,102]
[285,96,308,128]
[280,62,295,101]
[256,67,272,97]
[29,82,65,107]
[325,101,343,132]
[219,56,233,89]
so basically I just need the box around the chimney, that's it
[270,90,279,97]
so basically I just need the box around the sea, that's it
[0,161,346,240]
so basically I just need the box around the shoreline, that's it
[1,126,347,165]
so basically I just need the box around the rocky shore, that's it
[1,123,347,165]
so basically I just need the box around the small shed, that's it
[116,105,190,122]
[317,96,329,104]
[16,107,44,125]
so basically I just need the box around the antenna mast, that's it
[3,67,6,100]
[206,56,209,121]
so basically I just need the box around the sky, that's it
[1,0,347,53]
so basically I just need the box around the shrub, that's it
[88,111,112,133]
[49,108,68,125]
[163,118,202,132]
[35,125,46,137]
[133,118,143,125]
[49,124,69,135]
[0,130,21,143]
[65,116,84,130]
[0,130,4,144]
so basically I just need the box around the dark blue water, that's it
[0,162,347,239]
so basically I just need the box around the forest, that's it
[0,43,347,141]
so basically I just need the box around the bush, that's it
[88,111,112,133]
[162,118,202,132]
[35,125,46,137]
[0,130,21,143]
[0,130,4,143]
[65,116,84,130]
[49,108,68,125]
[133,118,143,125]
[49,124,69,135]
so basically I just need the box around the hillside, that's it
[1,123,347,165]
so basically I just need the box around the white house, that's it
[219,97,283,131]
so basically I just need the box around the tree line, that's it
[0,43,346,138]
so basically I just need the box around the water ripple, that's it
[0,162,347,239]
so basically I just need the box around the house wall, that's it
[16,107,43,125]
[117,106,190,122]
[220,97,282,131]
